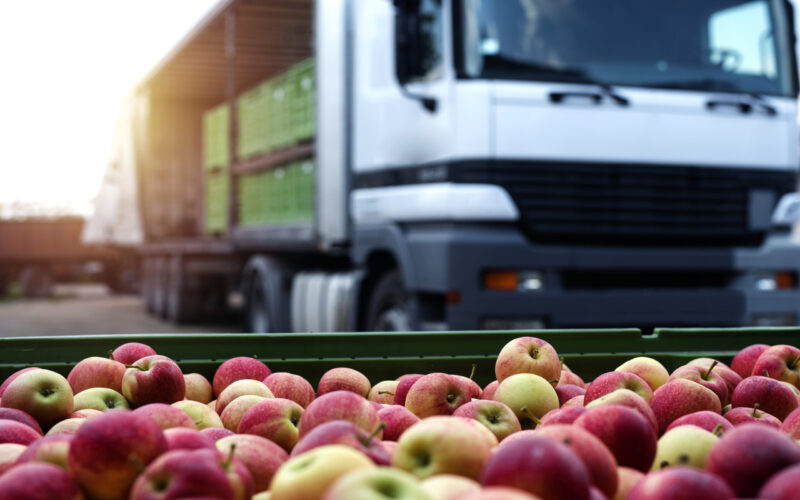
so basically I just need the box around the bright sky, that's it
[0,1,218,216]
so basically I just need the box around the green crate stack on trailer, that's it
[202,103,230,234]
[289,59,315,144]
[268,73,293,151]
[204,172,229,234]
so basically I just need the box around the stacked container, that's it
[202,104,230,234]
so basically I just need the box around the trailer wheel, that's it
[167,256,201,324]
[152,257,169,318]
[246,271,271,333]
[243,256,292,334]
[365,270,413,332]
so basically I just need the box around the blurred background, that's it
[2,0,800,336]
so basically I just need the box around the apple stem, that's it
[549,379,560,385]
[223,443,237,469]
[107,350,114,360]
[712,424,724,437]
[752,403,760,417]
[252,354,258,359]
[361,422,387,446]
[703,361,718,380]
[763,370,770,378]
[520,407,542,426]
[377,391,395,396]
[469,364,477,380]
[128,454,146,474]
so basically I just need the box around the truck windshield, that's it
[460,0,796,96]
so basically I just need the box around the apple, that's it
[215,379,273,414]
[70,409,103,419]
[0,368,38,398]
[292,420,390,465]
[67,356,126,394]
[111,342,157,364]
[492,373,559,429]
[238,398,304,453]
[216,434,289,493]
[649,379,722,435]
[269,444,375,500]
[163,427,216,451]
[613,467,644,500]
[780,407,800,439]
[555,384,586,406]
[670,364,728,406]
[686,359,742,403]
[481,381,500,400]
[122,355,185,407]
[615,357,669,391]
[368,380,399,404]
[563,395,585,407]
[0,369,73,430]
[494,337,561,384]
[322,467,430,500]
[317,367,371,397]
[584,372,653,405]
[404,373,470,418]
[753,345,800,388]
[732,344,770,378]
[460,416,500,447]
[377,405,420,441]
[574,405,657,472]
[480,435,591,500]
[45,418,85,436]
[219,395,268,432]
[651,425,718,471]
[15,434,72,470]
[381,440,397,459]
[419,474,481,500]
[68,409,168,500]
[534,424,619,497]
[73,387,129,412]
[0,419,41,445]
[463,488,542,500]
[628,466,735,500]
[453,400,521,442]
[452,370,482,400]
[172,400,224,429]
[213,356,271,397]
[730,375,798,421]
[0,408,42,434]
[297,391,381,438]
[263,372,315,408]
[0,443,26,475]
[585,389,658,435]
[200,427,235,442]
[559,370,586,388]
[706,423,800,497]
[540,406,587,426]
[133,402,198,430]
[394,374,424,406]
[758,462,800,499]
[0,462,83,500]
[393,416,492,480]
[724,405,781,428]
[665,410,733,435]
[184,373,214,404]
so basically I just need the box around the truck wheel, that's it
[365,270,413,332]
[246,271,271,333]
[152,258,169,318]
[167,256,200,324]
[243,256,292,334]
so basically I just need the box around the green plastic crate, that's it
[268,73,293,151]
[204,171,229,234]
[289,59,315,144]
[202,104,230,171]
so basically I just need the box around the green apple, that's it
[73,387,130,412]
[0,369,74,430]
[616,357,669,391]
[270,444,374,500]
[323,467,429,500]
[651,425,719,471]
[492,373,558,429]
[172,399,224,429]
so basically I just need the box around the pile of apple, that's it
[3,339,800,499]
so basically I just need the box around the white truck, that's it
[89,0,800,332]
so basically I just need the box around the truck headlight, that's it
[772,193,800,227]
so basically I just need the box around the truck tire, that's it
[365,270,414,332]
[167,256,201,324]
[152,257,169,318]
[243,256,292,334]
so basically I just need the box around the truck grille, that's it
[490,162,795,247]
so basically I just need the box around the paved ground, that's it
[0,285,241,337]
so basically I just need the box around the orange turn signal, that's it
[484,271,518,291]
[777,272,796,290]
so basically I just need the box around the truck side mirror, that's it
[393,0,440,112]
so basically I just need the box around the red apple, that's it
[628,466,735,500]
[46,418,86,436]
[317,367,371,397]
[133,402,198,430]
[0,369,73,431]
[216,434,288,494]
[213,357,271,397]
[534,424,619,497]
[0,419,41,445]
[297,390,381,438]
[494,337,561,384]
[0,408,42,434]
[452,374,482,400]
[0,462,82,500]
[686,359,743,403]
[563,395,585,407]
[665,410,733,435]
[70,409,103,419]
[574,405,657,472]
[292,420,390,465]
[163,427,216,451]
[463,488,542,500]
[781,407,800,439]
[420,474,482,500]
[753,345,800,388]
[0,368,38,398]
[16,434,72,470]
[724,405,781,428]
[367,380,399,405]
[394,374,424,406]
[481,381,500,401]
[540,406,587,426]
[615,357,669,391]
[585,389,658,435]
[262,372,315,408]
[758,462,800,499]
[0,443,26,475]
[584,372,653,405]
[381,440,397,459]
[200,427,235,442]
[453,400,521,442]
[555,384,586,405]
[377,405,420,441]
[237,398,304,453]
[67,356,126,394]
[650,379,722,435]
[68,409,168,500]
[404,373,471,418]
[184,373,214,404]
[732,344,770,378]
[481,435,591,500]
[731,375,798,421]
[122,355,185,407]
[111,342,157,365]
[215,380,273,415]
[706,423,800,497]
[670,364,728,406]
[614,466,644,500]
[559,370,586,389]
[218,395,267,432]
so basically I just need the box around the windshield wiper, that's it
[549,84,629,107]
[705,93,777,116]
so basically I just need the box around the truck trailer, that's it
[105,0,800,332]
